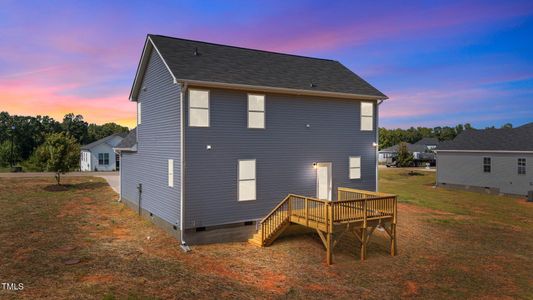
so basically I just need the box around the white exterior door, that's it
[316,163,332,200]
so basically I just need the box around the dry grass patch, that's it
[0,171,532,299]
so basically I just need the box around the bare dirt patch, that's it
[1,173,532,299]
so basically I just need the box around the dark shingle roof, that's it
[81,132,128,150]
[115,128,136,149]
[437,123,533,151]
[148,34,386,98]
[415,138,439,146]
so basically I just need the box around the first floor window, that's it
[98,153,109,165]
[189,89,210,127]
[238,159,256,201]
[483,157,491,173]
[518,158,526,175]
[349,156,361,179]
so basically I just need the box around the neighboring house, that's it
[117,34,387,246]
[379,138,439,166]
[436,123,533,196]
[80,133,127,171]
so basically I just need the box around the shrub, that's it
[35,132,80,184]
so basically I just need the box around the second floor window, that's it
[189,89,210,127]
[518,158,526,175]
[361,102,373,131]
[483,157,491,173]
[98,153,109,165]
[248,94,265,129]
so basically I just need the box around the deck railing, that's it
[334,188,397,224]
[260,188,397,241]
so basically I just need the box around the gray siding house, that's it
[117,34,388,245]
[379,138,439,166]
[80,133,127,171]
[436,124,533,196]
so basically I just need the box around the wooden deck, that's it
[249,187,398,265]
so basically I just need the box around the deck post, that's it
[360,227,367,260]
[390,223,396,256]
[326,232,333,265]
[305,198,309,226]
[361,199,368,260]
[391,196,397,256]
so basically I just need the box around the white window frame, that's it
[238,159,256,201]
[247,94,265,129]
[483,157,491,173]
[349,156,361,179]
[518,158,526,175]
[98,153,109,166]
[189,89,210,127]
[360,101,374,131]
[137,102,141,125]
[168,159,174,187]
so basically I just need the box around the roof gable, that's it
[130,34,387,101]
[81,132,127,150]
[114,128,137,150]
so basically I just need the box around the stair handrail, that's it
[260,194,293,224]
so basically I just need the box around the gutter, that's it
[179,82,190,252]
[375,100,384,192]
[181,79,388,101]
[435,150,533,154]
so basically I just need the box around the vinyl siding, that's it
[121,50,181,226]
[437,152,533,195]
[184,88,377,228]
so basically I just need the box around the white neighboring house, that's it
[436,123,533,196]
[80,133,128,171]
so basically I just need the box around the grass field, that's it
[0,169,531,299]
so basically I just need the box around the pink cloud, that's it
[0,76,135,127]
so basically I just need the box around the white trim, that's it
[436,150,533,154]
[360,101,374,131]
[182,79,387,101]
[316,162,332,201]
[168,159,174,187]
[188,89,210,127]
[129,36,177,101]
[349,156,362,179]
[180,83,187,244]
[247,93,266,129]
[113,145,137,152]
[375,100,382,192]
[238,159,256,201]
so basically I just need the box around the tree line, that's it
[379,122,515,150]
[379,124,475,150]
[0,111,129,169]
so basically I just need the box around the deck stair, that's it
[248,188,398,265]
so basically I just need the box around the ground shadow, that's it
[43,181,108,192]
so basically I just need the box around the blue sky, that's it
[0,0,532,128]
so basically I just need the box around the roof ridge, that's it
[148,34,336,63]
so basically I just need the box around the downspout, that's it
[179,82,190,252]
[375,99,384,192]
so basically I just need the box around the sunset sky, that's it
[0,0,532,129]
